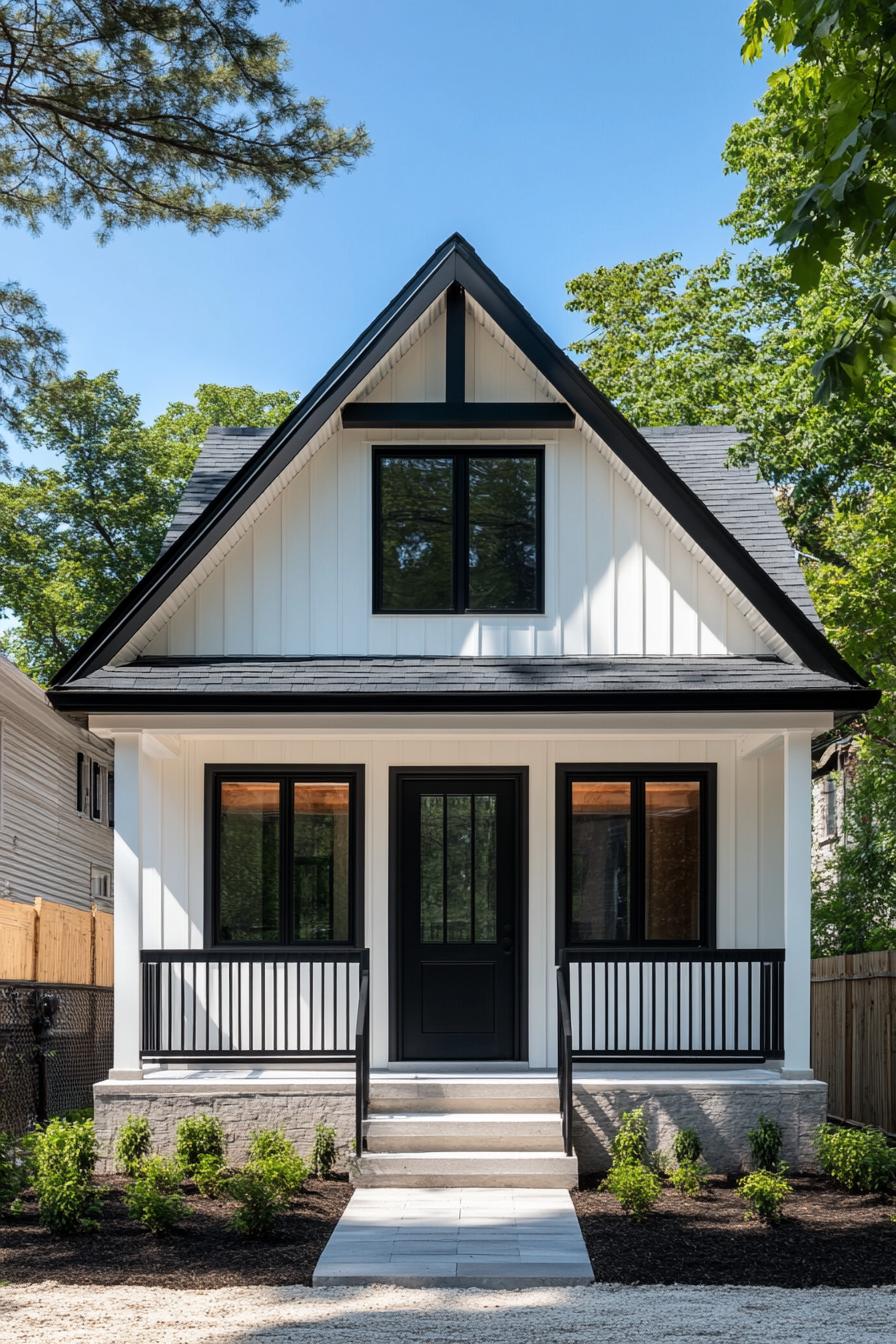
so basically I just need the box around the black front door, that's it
[393,771,524,1061]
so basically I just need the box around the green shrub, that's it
[226,1166,285,1237]
[247,1129,307,1197]
[748,1115,783,1171]
[124,1156,186,1234]
[737,1168,791,1222]
[61,1107,93,1124]
[30,1117,100,1234]
[673,1128,702,1165]
[175,1114,225,1177]
[310,1122,338,1178]
[815,1124,896,1194]
[115,1115,152,1177]
[603,1160,662,1218]
[670,1157,709,1198]
[194,1152,228,1198]
[611,1107,649,1166]
[0,1132,27,1214]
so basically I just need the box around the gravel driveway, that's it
[2,1282,895,1343]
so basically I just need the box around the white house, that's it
[49,236,877,1182]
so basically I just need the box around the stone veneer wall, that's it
[572,1078,828,1173]
[93,1078,356,1174]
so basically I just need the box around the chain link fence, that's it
[0,981,113,1134]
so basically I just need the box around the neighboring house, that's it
[48,235,878,1180]
[812,736,855,870]
[0,653,113,918]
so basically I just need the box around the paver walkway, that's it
[312,1186,594,1286]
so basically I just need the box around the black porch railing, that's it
[555,946,785,1156]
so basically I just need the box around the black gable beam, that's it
[445,282,466,403]
[342,402,574,428]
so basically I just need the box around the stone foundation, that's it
[572,1076,828,1173]
[93,1075,356,1174]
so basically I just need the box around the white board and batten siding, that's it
[141,304,774,662]
[0,658,113,913]
[137,730,786,1070]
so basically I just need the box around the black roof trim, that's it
[51,233,864,689]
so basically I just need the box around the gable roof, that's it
[50,232,863,691]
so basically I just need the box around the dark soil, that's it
[0,1175,350,1288]
[572,1174,896,1288]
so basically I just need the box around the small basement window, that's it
[556,766,716,948]
[373,447,544,614]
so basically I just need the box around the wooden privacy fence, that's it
[811,951,895,1134]
[0,897,113,986]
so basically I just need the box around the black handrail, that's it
[556,964,573,1157]
[355,959,370,1155]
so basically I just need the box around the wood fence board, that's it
[811,951,896,1133]
[0,898,36,980]
[94,910,114,986]
[34,899,94,985]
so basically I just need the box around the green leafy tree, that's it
[733,1,896,397]
[0,376,296,683]
[0,1,369,437]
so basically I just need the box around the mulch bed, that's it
[572,1174,895,1288]
[0,1175,351,1288]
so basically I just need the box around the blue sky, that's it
[4,1,776,465]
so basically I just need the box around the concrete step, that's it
[369,1079,559,1114]
[365,1111,564,1153]
[353,1150,579,1188]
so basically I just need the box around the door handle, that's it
[501,936,513,954]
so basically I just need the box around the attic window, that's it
[373,448,544,614]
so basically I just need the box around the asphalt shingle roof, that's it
[161,424,819,629]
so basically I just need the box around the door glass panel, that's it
[468,455,539,610]
[570,782,631,941]
[645,781,700,941]
[218,781,281,942]
[474,794,497,942]
[293,782,350,942]
[419,794,444,943]
[445,794,472,943]
[379,456,454,611]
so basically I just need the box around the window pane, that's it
[379,456,454,611]
[570,782,631,941]
[446,794,472,943]
[420,794,444,943]
[474,794,497,942]
[218,782,281,941]
[645,781,700,941]
[468,455,539,610]
[293,783,350,942]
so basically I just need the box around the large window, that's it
[206,767,363,947]
[556,766,715,947]
[373,448,544,613]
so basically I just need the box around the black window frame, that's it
[372,445,545,615]
[555,764,716,952]
[204,765,365,951]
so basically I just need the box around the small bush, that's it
[748,1115,783,1171]
[611,1107,649,1166]
[673,1128,702,1165]
[30,1117,100,1234]
[115,1115,152,1176]
[124,1156,186,1234]
[227,1166,286,1237]
[247,1129,307,1197]
[815,1124,896,1194]
[670,1157,709,1198]
[737,1168,791,1222]
[175,1114,225,1177]
[0,1132,27,1214]
[603,1161,662,1219]
[310,1122,338,1178]
[193,1152,228,1199]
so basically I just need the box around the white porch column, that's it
[110,732,143,1078]
[783,729,813,1076]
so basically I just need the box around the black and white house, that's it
[49,235,877,1180]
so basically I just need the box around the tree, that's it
[734,1,896,397]
[0,375,297,683]
[0,2,369,436]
